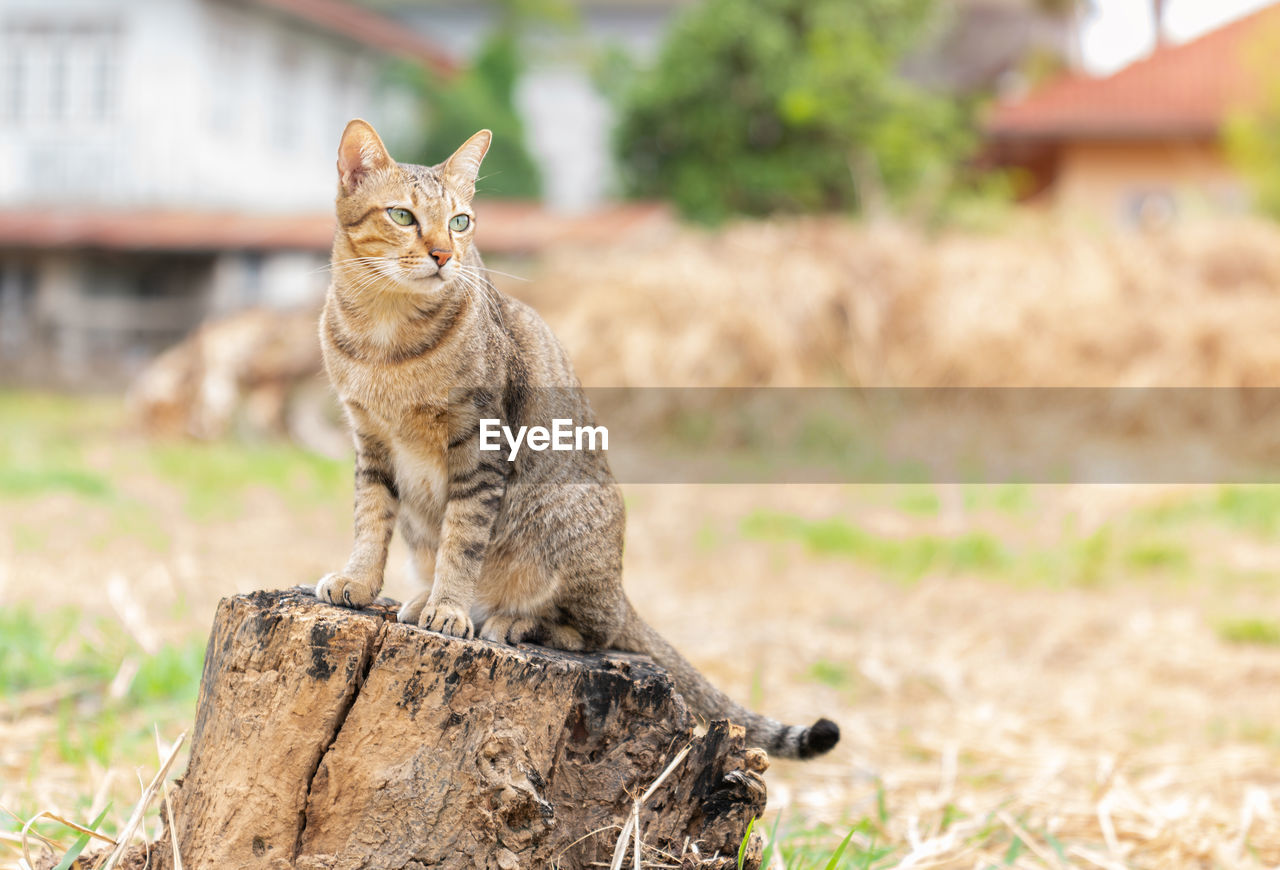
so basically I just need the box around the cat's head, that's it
[333,119,491,295]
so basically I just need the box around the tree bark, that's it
[156,588,767,870]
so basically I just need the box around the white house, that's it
[0,0,450,383]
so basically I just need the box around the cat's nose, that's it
[430,249,452,267]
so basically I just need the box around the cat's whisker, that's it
[449,270,504,327]
[315,257,396,278]
[342,266,401,298]
[455,264,529,283]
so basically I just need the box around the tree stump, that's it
[161,588,767,870]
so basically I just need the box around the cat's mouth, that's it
[400,264,448,286]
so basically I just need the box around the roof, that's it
[986,2,1280,140]
[249,0,456,74]
[0,203,671,256]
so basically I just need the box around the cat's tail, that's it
[614,601,840,761]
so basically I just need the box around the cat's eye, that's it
[387,207,416,226]
[449,214,471,233]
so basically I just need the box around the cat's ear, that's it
[441,129,492,201]
[337,119,394,193]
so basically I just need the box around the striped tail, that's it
[615,602,840,760]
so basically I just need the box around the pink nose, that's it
[431,249,452,267]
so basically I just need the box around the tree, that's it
[389,0,578,200]
[612,0,972,223]
[413,31,543,199]
[1223,24,1280,220]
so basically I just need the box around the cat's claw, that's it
[417,601,474,639]
[479,614,536,645]
[316,573,375,609]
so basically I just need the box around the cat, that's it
[315,119,839,760]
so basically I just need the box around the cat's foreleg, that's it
[317,430,398,608]
[395,537,437,624]
[405,449,507,638]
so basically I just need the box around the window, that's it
[330,56,355,138]
[1,45,23,123]
[0,20,120,129]
[90,42,115,122]
[208,16,245,137]
[48,41,68,122]
[271,39,303,151]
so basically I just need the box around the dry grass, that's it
[518,215,1280,389]
[10,215,1280,868]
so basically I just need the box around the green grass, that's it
[0,467,114,499]
[1217,616,1280,646]
[1138,485,1280,538]
[807,659,857,692]
[147,440,348,519]
[0,604,205,707]
[0,607,121,694]
[742,509,1008,583]
[0,604,205,818]
[741,497,1208,588]
[0,392,119,500]
[758,817,897,869]
[0,390,350,547]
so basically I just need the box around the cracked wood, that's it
[161,588,767,870]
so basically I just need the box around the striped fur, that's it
[315,120,839,760]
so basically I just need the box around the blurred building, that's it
[985,2,1280,224]
[903,0,1070,96]
[0,0,449,384]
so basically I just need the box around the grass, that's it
[741,509,1009,584]
[9,391,1280,867]
[0,390,350,554]
[759,818,896,869]
[146,440,347,519]
[1137,485,1280,538]
[1217,617,1280,646]
[1,604,205,845]
[738,493,1211,588]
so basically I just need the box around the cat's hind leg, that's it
[478,613,586,651]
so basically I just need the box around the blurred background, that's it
[7,0,1280,866]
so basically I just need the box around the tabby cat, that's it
[314,119,839,760]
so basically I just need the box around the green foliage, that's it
[612,0,975,222]
[398,31,543,199]
[1224,25,1280,221]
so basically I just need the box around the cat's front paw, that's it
[417,600,475,639]
[315,573,375,609]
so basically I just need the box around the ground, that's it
[3,391,1280,868]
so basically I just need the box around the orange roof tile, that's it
[986,2,1280,140]
[250,0,456,74]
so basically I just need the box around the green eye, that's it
[449,214,471,232]
[387,207,415,226]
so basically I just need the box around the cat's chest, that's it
[388,438,449,514]
[337,382,451,511]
